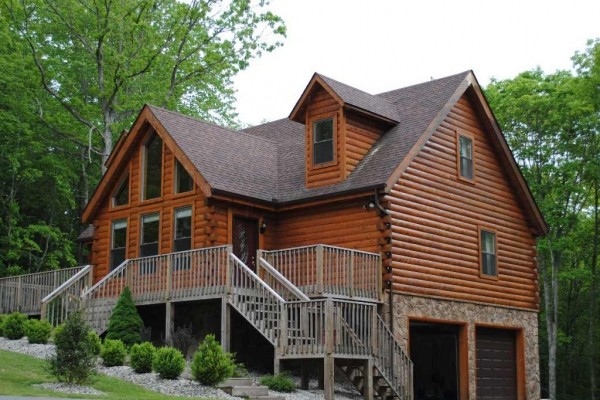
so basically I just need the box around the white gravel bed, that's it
[34,382,106,396]
[0,336,363,400]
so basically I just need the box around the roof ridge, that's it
[147,104,279,146]
[375,70,471,98]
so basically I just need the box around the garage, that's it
[476,327,518,399]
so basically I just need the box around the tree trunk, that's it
[541,244,558,400]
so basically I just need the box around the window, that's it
[480,229,497,277]
[173,207,192,253]
[458,134,474,180]
[143,133,163,200]
[312,118,334,165]
[110,220,127,270]
[140,213,160,258]
[174,160,193,194]
[112,174,129,207]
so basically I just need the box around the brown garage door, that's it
[476,327,517,400]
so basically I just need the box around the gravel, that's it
[0,337,363,400]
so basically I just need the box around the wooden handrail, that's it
[258,257,310,301]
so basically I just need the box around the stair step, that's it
[218,377,253,387]
[222,385,269,397]
[246,396,286,400]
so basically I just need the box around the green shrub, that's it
[48,311,97,384]
[87,331,102,356]
[191,334,235,386]
[101,339,127,367]
[130,342,156,373]
[232,361,248,378]
[3,312,28,340]
[106,286,143,347]
[0,314,6,336]
[153,347,185,379]
[260,372,296,392]
[24,319,52,344]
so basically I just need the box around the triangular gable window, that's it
[112,174,129,207]
[175,159,193,194]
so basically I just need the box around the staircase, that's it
[42,245,412,399]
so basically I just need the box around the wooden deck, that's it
[0,244,412,400]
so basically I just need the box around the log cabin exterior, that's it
[0,71,546,400]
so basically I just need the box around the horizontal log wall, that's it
[90,129,206,283]
[344,111,383,177]
[305,85,344,188]
[386,94,538,310]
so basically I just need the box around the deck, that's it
[0,244,412,400]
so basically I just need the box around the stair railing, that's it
[375,315,414,400]
[40,265,93,326]
[257,255,310,301]
[228,253,285,345]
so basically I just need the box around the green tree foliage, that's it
[191,334,235,386]
[106,287,143,347]
[48,311,97,384]
[486,38,600,400]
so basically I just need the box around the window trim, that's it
[456,130,475,183]
[111,171,130,209]
[110,218,128,271]
[308,112,338,170]
[141,132,164,202]
[478,227,498,280]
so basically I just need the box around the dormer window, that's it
[313,118,334,165]
[142,133,163,200]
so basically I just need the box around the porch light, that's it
[260,221,267,234]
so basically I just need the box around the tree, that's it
[105,286,144,347]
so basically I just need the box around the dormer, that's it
[290,73,399,188]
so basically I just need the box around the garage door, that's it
[476,327,517,400]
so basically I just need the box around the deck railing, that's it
[282,298,376,358]
[40,265,93,326]
[375,315,414,400]
[257,257,310,301]
[83,246,230,333]
[0,266,87,315]
[261,245,382,301]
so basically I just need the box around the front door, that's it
[232,216,259,270]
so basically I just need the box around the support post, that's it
[349,252,355,297]
[220,298,231,352]
[316,245,324,295]
[165,301,174,346]
[165,256,173,301]
[363,358,374,400]
[225,245,232,293]
[323,355,335,400]
[274,357,281,375]
[16,276,23,312]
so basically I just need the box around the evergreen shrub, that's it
[0,314,6,336]
[24,319,52,344]
[153,347,185,379]
[3,312,28,340]
[105,286,143,347]
[191,334,235,385]
[130,342,156,373]
[260,372,296,392]
[101,339,127,366]
[48,311,97,384]
[87,331,102,356]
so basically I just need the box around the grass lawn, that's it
[0,349,213,399]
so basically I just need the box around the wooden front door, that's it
[232,217,259,270]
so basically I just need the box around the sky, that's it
[233,0,600,126]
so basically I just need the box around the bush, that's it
[87,331,102,356]
[101,339,127,367]
[24,319,52,344]
[48,311,97,384]
[3,312,28,340]
[260,372,296,393]
[0,314,6,336]
[171,324,196,358]
[130,342,156,373]
[106,286,143,347]
[191,334,235,386]
[153,347,185,379]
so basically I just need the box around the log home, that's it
[0,71,546,400]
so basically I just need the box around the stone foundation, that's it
[384,293,540,400]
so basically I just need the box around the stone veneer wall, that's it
[384,293,540,400]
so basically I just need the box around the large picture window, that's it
[312,118,334,165]
[480,229,497,277]
[143,133,163,200]
[110,219,127,270]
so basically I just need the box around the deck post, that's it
[220,298,231,352]
[323,355,335,400]
[165,255,173,301]
[225,245,232,293]
[165,301,174,346]
[316,245,324,295]
[16,276,23,312]
[363,358,374,400]
[349,252,355,297]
